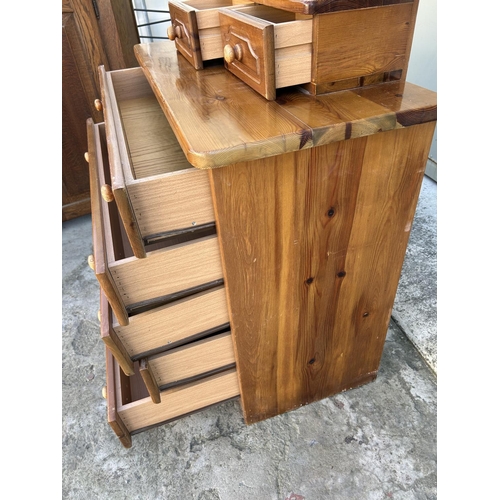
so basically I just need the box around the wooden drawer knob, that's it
[102,386,107,399]
[84,152,89,163]
[101,184,114,203]
[97,309,101,323]
[88,254,95,271]
[223,44,243,64]
[167,25,182,40]
[94,99,103,112]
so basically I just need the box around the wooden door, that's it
[62,0,139,221]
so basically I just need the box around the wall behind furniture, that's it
[406,0,437,180]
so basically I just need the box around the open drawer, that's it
[219,2,416,99]
[99,286,230,376]
[97,66,216,258]
[87,120,225,328]
[219,4,313,100]
[168,0,254,69]
[104,347,240,448]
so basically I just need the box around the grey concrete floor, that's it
[62,176,437,500]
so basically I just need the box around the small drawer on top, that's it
[99,285,230,376]
[98,65,215,258]
[87,120,224,328]
[167,0,253,69]
[219,5,313,100]
[104,347,240,448]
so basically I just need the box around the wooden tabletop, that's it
[134,41,436,169]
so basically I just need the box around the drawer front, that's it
[219,8,276,99]
[168,0,204,69]
[120,369,240,434]
[219,6,312,100]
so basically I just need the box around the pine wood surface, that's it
[312,3,414,84]
[134,41,437,169]
[209,122,435,423]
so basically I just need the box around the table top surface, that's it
[134,41,436,169]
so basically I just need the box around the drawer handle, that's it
[224,44,243,65]
[84,152,89,163]
[167,25,182,41]
[88,254,95,271]
[101,184,114,203]
[94,99,103,112]
[102,386,107,399]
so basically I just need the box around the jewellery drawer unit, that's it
[87,118,224,328]
[104,346,240,448]
[167,0,419,100]
[135,41,437,426]
[97,66,216,259]
[167,0,254,69]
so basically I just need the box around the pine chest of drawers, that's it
[85,0,436,447]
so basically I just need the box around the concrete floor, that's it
[62,176,437,499]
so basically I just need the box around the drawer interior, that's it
[108,67,193,180]
[233,4,304,23]
[183,0,246,10]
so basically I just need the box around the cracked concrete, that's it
[62,176,437,499]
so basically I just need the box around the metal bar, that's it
[136,19,170,28]
[134,9,169,13]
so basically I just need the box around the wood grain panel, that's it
[209,122,435,423]
[313,3,414,83]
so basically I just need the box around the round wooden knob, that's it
[167,25,182,40]
[102,386,107,399]
[223,44,242,64]
[94,99,103,112]
[84,152,89,163]
[97,309,101,323]
[101,184,114,203]
[88,254,95,271]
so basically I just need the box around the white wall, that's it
[406,0,437,176]
[132,0,171,42]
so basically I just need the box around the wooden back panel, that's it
[311,2,418,92]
